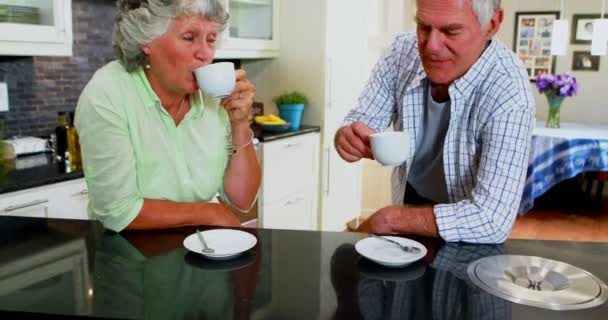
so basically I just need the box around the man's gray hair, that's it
[471,0,501,27]
[113,0,229,72]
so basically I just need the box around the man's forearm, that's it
[390,206,440,237]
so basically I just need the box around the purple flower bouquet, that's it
[535,73,578,128]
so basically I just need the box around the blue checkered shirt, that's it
[344,33,535,243]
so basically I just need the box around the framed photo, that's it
[571,14,603,44]
[513,11,559,81]
[572,51,600,71]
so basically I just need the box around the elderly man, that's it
[335,0,534,243]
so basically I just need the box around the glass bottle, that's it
[55,112,68,161]
[67,112,81,170]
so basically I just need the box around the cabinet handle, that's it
[4,199,49,212]
[285,197,304,206]
[284,142,302,148]
[324,147,331,196]
[72,189,88,196]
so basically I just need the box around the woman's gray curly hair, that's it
[113,0,229,72]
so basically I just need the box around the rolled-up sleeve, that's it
[75,86,143,232]
[434,105,534,244]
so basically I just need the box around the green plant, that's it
[272,91,308,106]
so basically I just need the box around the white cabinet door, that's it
[48,178,89,220]
[259,133,320,230]
[0,0,73,56]
[260,192,313,230]
[0,188,50,218]
[216,0,279,58]
[260,134,316,205]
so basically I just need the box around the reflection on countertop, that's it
[1,217,607,320]
[0,153,83,194]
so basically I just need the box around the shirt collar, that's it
[451,39,497,97]
[411,39,497,97]
[132,66,206,119]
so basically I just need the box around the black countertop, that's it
[0,153,83,194]
[253,124,321,142]
[0,217,606,319]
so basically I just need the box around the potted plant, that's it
[273,91,308,130]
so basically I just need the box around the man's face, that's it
[143,16,219,95]
[416,0,498,85]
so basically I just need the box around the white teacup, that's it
[370,131,409,166]
[194,62,236,98]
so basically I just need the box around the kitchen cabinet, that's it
[215,0,279,59]
[0,186,51,218]
[0,0,73,56]
[1,178,88,220]
[258,133,320,230]
[243,0,367,231]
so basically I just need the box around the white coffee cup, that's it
[194,62,236,98]
[370,131,410,166]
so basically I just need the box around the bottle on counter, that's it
[67,111,81,170]
[55,112,69,161]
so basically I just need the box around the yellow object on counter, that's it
[254,114,287,125]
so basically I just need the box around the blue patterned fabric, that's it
[519,137,608,214]
[343,33,535,243]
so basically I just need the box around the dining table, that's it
[0,216,606,320]
[519,121,608,214]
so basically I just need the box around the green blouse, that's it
[75,61,231,232]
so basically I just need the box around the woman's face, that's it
[142,15,219,95]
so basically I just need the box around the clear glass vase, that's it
[545,94,564,129]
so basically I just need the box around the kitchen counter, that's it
[0,216,606,319]
[0,153,83,194]
[0,125,321,194]
[253,124,321,142]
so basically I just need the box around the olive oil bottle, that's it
[67,111,81,169]
[55,112,68,161]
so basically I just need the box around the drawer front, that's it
[260,193,314,231]
[1,191,50,218]
[261,135,316,204]
[47,179,90,220]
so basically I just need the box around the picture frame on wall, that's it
[571,14,605,44]
[513,11,559,81]
[572,51,600,71]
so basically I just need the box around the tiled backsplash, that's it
[0,0,115,138]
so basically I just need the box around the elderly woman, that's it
[75,0,260,232]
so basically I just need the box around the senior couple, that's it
[77,0,533,244]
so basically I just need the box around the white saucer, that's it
[183,229,257,260]
[355,236,427,268]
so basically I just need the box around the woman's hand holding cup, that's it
[194,62,256,140]
[221,69,256,130]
